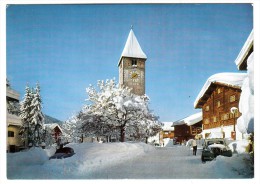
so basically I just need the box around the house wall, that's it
[161,130,174,139]
[201,125,243,140]
[6,87,22,152]
[174,124,194,143]
[7,125,23,152]
[202,85,242,140]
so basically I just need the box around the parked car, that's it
[201,138,232,163]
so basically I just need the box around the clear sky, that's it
[6,4,253,122]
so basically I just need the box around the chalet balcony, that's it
[7,113,22,126]
[6,88,20,100]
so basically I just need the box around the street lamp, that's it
[230,107,238,140]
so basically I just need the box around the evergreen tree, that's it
[30,83,45,146]
[20,85,33,146]
[20,83,45,147]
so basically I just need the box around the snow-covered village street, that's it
[7,139,253,179]
[4,3,258,184]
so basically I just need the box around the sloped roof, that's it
[234,30,254,70]
[172,112,202,126]
[118,29,147,66]
[44,123,63,133]
[162,123,175,131]
[194,73,247,108]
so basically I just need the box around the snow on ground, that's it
[7,141,253,179]
[7,142,154,179]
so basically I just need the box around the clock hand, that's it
[132,73,137,79]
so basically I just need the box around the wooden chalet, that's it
[44,123,63,144]
[172,112,202,144]
[158,125,174,146]
[194,73,247,140]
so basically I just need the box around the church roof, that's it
[118,29,147,66]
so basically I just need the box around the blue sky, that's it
[7,4,253,122]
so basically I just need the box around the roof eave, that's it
[194,82,242,108]
[235,30,254,70]
[118,55,147,67]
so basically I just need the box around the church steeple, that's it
[118,28,147,96]
[118,29,147,66]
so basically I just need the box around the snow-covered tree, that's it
[20,85,33,146]
[78,79,162,142]
[30,83,45,146]
[20,83,45,147]
[62,115,82,143]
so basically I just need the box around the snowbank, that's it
[237,52,254,134]
[203,154,253,178]
[228,139,250,154]
[207,132,224,139]
[7,147,49,166]
[7,142,155,179]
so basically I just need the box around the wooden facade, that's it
[173,121,202,143]
[197,82,241,132]
[161,130,174,139]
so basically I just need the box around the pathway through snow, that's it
[7,142,252,179]
[87,146,251,179]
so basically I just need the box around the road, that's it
[88,145,210,179]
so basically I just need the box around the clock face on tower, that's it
[120,52,147,95]
[129,70,140,83]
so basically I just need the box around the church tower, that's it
[118,29,147,96]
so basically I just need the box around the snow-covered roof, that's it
[172,112,202,126]
[234,30,254,70]
[194,73,247,108]
[162,122,175,131]
[206,132,224,139]
[44,123,63,132]
[118,29,147,66]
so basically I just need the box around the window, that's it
[213,116,217,122]
[230,95,236,102]
[204,118,210,124]
[217,88,222,94]
[221,113,229,120]
[132,59,137,66]
[217,101,221,107]
[205,105,210,111]
[8,131,14,137]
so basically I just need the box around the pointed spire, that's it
[120,29,147,59]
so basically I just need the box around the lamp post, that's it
[221,122,225,138]
[230,107,238,140]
